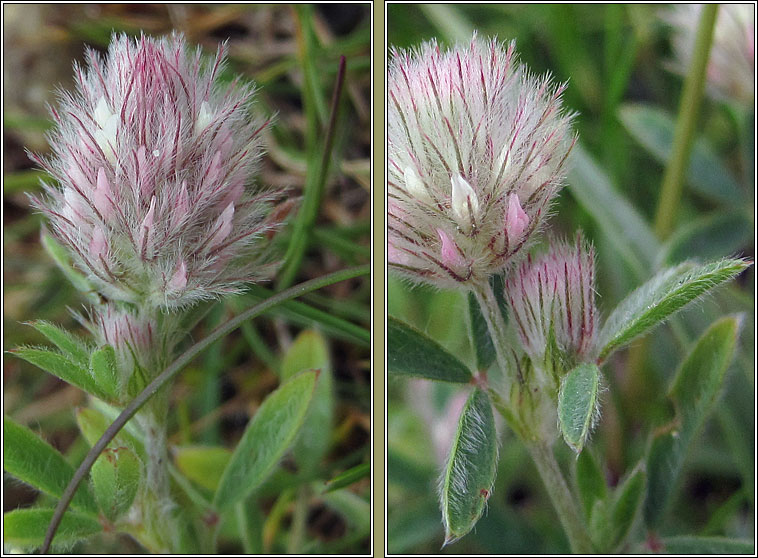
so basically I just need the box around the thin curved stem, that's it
[41,264,369,553]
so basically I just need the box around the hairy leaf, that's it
[558,363,600,454]
[3,417,97,514]
[440,388,498,546]
[388,316,472,383]
[214,370,317,509]
[3,509,101,549]
[91,446,141,521]
[27,321,90,366]
[598,259,749,361]
[11,347,110,400]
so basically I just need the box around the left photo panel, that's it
[3,3,372,554]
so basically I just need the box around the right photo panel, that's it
[386,3,755,555]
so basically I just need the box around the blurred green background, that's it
[387,4,754,554]
[4,3,370,554]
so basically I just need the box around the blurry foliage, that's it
[387,4,753,554]
[4,3,370,554]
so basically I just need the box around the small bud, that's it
[208,202,235,251]
[450,174,479,228]
[93,167,114,220]
[168,260,188,292]
[507,236,597,366]
[505,194,529,243]
[437,228,465,270]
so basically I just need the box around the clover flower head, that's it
[506,236,596,365]
[666,4,755,105]
[388,34,575,289]
[31,32,288,310]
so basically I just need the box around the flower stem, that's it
[472,279,517,383]
[653,3,718,239]
[527,441,595,554]
[474,278,593,553]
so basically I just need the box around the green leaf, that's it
[280,330,334,470]
[618,104,745,206]
[323,463,370,494]
[11,347,110,400]
[27,321,90,366]
[440,388,498,546]
[558,363,601,454]
[575,450,607,520]
[661,536,754,554]
[388,316,472,383]
[213,370,318,509]
[644,316,740,527]
[91,446,141,521]
[598,259,749,361]
[3,509,102,549]
[174,446,232,492]
[89,345,118,400]
[608,466,645,550]
[468,275,508,372]
[3,416,98,514]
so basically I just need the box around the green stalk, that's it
[527,442,595,554]
[474,280,593,553]
[654,4,718,239]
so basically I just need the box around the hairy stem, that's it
[527,441,595,554]
[471,279,515,383]
[475,279,593,553]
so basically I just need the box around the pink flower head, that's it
[30,33,288,309]
[506,236,597,365]
[388,34,575,289]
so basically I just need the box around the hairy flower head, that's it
[388,35,575,289]
[506,236,597,366]
[665,4,755,105]
[30,33,288,309]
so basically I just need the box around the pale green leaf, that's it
[388,316,472,383]
[89,345,118,400]
[3,509,102,550]
[27,321,90,366]
[440,388,498,546]
[213,370,317,509]
[3,416,97,514]
[11,347,110,400]
[91,446,141,521]
[558,363,601,454]
[598,259,749,361]
[280,330,334,470]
